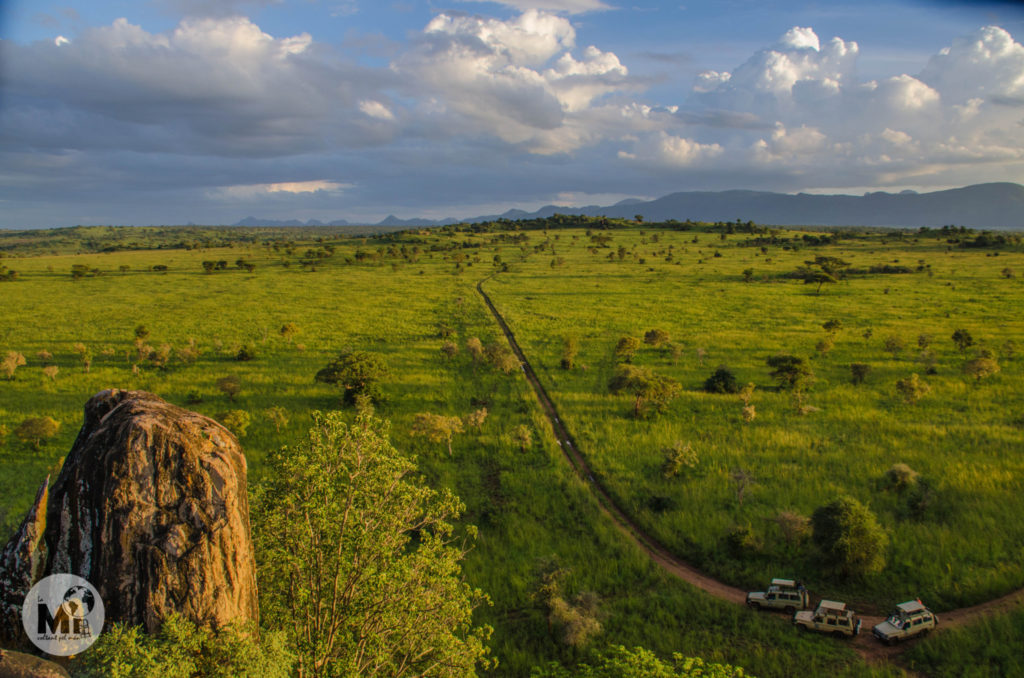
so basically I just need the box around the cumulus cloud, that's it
[395,9,638,152]
[211,180,351,199]
[674,24,1024,187]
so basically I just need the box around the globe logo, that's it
[22,574,105,656]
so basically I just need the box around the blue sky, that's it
[2,0,1024,226]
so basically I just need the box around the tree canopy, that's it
[811,496,888,577]
[315,350,389,406]
[254,412,492,678]
[608,365,681,418]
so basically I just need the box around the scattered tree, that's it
[703,366,739,394]
[216,375,242,401]
[766,354,814,391]
[315,350,389,406]
[279,323,299,343]
[254,412,492,678]
[265,406,289,433]
[964,351,1000,383]
[560,335,579,370]
[1,351,26,380]
[463,407,488,431]
[773,510,811,547]
[411,412,465,456]
[822,318,843,333]
[608,365,681,418]
[614,336,642,363]
[512,424,532,453]
[798,256,850,294]
[217,410,251,438]
[15,416,60,449]
[811,496,888,577]
[730,469,756,507]
[739,382,756,422]
[895,373,930,404]
[882,335,906,358]
[440,341,459,359]
[466,337,484,363]
[850,363,872,385]
[643,328,671,348]
[42,365,59,382]
[884,463,919,492]
[662,441,698,478]
[952,328,974,353]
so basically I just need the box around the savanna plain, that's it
[0,217,1022,677]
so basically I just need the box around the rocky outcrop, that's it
[0,389,258,640]
[0,481,49,643]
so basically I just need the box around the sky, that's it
[2,0,1024,227]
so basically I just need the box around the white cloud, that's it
[359,100,395,120]
[396,9,638,152]
[211,180,351,199]
[676,24,1024,189]
[54,35,70,46]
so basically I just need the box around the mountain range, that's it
[235,182,1024,230]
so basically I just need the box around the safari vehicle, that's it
[745,578,810,613]
[872,600,938,645]
[793,600,862,637]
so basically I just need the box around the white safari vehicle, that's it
[793,600,862,637]
[745,578,810,614]
[872,600,938,645]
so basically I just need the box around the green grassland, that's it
[0,220,1020,676]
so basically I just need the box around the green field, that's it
[0,220,1021,676]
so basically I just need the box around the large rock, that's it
[0,649,70,678]
[0,390,258,639]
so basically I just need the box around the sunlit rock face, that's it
[0,390,258,641]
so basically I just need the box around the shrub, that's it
[216,375,241,401]
[614,336,641,363]
[811,497,888,577]
[884,463,919,492]
[643,328,670,348]
[850,363,872,385]
[217,410,251,438]
[1,351,26,380]
[662,441,698,478]
[703,366,739,394]
[725,524,762,557]
[895,373,930,404]
[315,350,389,406]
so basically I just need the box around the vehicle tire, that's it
[749,602,761,611]
[784,606,796,615]
[833,631,845,639]
[798,624,808,632]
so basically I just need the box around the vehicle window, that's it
[839,619,849,626]
[827,619,836,626]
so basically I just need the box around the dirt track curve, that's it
[476,277,1024,669]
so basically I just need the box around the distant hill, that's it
[235,183,1024,230]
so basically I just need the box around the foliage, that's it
[560,335,580,370]
[216,375,241,401]
[15,416,60,449]
[811,497,888,577]
[216,410,251,438]
[530,644,750,678]
[643,329,671,348]
[963,354,1000,382]
[254,412,492,678]
[849,363,871,385]
[662,441,699,478]
[614,336,642,363]
[883,463,919,492]
[71,613,293,678]
[315,350,389,406]
[765,355,814,391]
[1,351,26,380]
[895,373,930,404]
[411,412,466,455]
[703,366,739,394]
[951,328,974,353]
[608,365,681,418]
[264,406,289,433]
[772,511,810,546]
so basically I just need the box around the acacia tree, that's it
[254,412,492,678]
[608,365,680,418]
[15,416,60,449]
[613,336,642,363]
[766,355,814,391]
[411,413,465,456]
[811,496,888,577]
